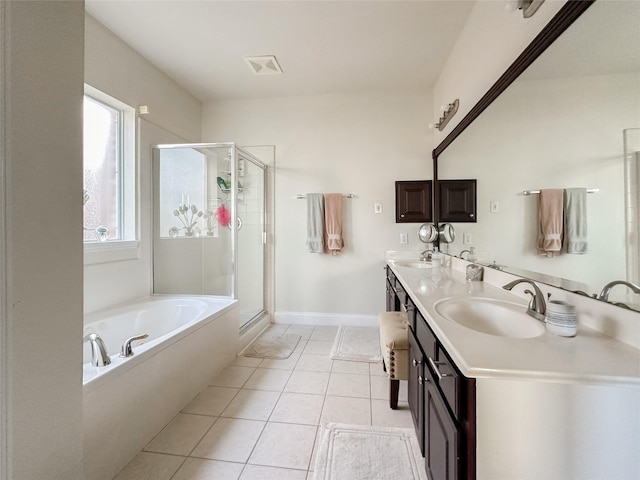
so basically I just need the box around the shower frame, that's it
[152,142,268,327]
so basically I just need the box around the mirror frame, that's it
[432,0,596,223]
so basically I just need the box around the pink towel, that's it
[324,193,344,255]
[537,189,563,257]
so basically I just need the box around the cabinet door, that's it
[425,367,460,480]
[396,180,433,223]
[408,327,425,456]
[438,179,476,223]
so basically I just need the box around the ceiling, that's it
[85,0,476,103]
[521,0,640,81]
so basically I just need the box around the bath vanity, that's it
[385,256,640,480]
[387,266,475,480]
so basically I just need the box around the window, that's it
[83,85,137,262]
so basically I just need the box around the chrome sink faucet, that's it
[458,249,471,259]
[420,250,433,262]
[598,280,640,302]
[84,333,111,367]
[502,279,547,321]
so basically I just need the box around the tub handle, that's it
[120,334,149,358]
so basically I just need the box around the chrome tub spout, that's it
[84,333,111,367]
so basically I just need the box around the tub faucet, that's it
[598,280,640,302]
[502,279,546,321]
[120,334,149,358]
[84,333,111,367]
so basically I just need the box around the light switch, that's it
[463,233,472,245]
[374,202,383,214]
[490,201,500,213]
[400,233,408,244]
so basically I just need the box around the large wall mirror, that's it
[435,0,640,309]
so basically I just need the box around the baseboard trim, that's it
[274,311,378,328]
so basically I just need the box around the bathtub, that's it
[83,294,239,480]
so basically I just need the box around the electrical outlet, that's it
[463,233,472,245]
[400,233,408,244]
[490,201,500,213]
[374,202,383,214]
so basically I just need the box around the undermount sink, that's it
[393,260,432,269]
[434,297,545,339]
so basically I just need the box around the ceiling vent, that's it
[244,55,283,75]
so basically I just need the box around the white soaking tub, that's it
[82,294,239,480]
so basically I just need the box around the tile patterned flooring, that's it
[114,324,412,480]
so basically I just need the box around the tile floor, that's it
[114,324,412,480]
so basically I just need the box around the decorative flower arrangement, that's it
[169,202,204,238]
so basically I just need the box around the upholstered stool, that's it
[378,311,409,409]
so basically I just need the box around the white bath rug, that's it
[313,423,427,480]
[330,326,381,362]
[243,334,301,359]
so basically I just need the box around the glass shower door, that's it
[236,150,266,329]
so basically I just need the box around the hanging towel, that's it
[537,189,564,257]
[324,193,344,255]
[306,193,325,253]
[564,188,588,254]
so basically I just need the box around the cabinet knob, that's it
[400,214,405,218]
[469,213,474,218]
[412,359,422,367]
[418,376,423,385]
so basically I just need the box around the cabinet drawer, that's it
[395,282,407,309]
[415,311,437,360]
[433,345,462,421]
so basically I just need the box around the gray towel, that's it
[564,188,588,254]
[306,193,325,253]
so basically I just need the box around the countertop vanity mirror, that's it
[434,0,640,310]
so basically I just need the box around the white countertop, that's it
[386,254,640,386]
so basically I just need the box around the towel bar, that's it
[295,193,356,199]
[523,188,598,196]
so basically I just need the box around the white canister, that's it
[545,300,577,337]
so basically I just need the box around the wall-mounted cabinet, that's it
[396,180,433,223]
[438,179,476,223]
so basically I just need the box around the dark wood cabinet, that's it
[425,365,460,480]
[385,267,476,480]
[408,327,425,455]
[438,179,476,223]
[396,180,433,223]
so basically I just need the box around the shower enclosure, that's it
[153,143,267,330]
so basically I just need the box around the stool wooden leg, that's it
[390,379,399,410]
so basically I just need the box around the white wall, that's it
[84,14,202,314]
[432,0,566,140]
[202,92,433,318]
[85,14,201,142]
[2,2,85,478]
[439,73,639,292]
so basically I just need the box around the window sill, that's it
[84,240,141,265]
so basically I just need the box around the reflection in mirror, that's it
[437,1,640,308]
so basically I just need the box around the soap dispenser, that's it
[468,247,477,263]
[431,247,442,267]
